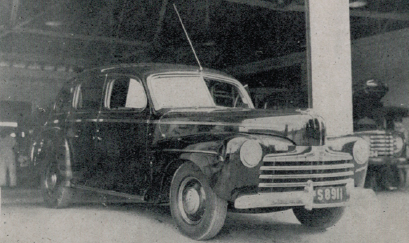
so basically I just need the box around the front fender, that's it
[170,140,224,176]
[327,135,369,187]
[160,137,258,201]
[157,140,223,183]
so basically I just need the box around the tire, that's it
[364,169,380,192]
[40,139,73,208]
[293,207,345,229]
[380,166,399,190]
[170,162,227,240]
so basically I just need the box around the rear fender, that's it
[34,129,73,186]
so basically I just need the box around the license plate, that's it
[313,186,348,204]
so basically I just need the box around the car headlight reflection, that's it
[353,139,370,165]
[240,140,263,168]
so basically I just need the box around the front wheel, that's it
[293,207,345,229]
[170,162,227,240]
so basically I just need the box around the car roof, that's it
[82,63,235,79]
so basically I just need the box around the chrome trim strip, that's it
[370,141,394,144]
[67,119,99,123]
[162,149,218,155]
[370,147,394,150]
[260,164,354,171]
[96,119,148,124]
[263,146,352,162]
[150,120,248,127]
[258,179,352,188]
[262,159,351,163]
[355,166,367,173]
[259,171,354,179]
[370,135,393,138]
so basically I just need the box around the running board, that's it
[74,185,145,202]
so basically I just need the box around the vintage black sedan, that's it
[32,63,369,240]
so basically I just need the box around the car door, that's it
[95,75,150,194]
[66,72,106,187]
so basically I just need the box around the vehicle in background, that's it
[0,101,34,186]
[31,63,368,240]
[251,87,303,111]
[353,80,408,190]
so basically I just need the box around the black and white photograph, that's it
[0,0,408,242]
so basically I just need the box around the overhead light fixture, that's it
[45,21,63,27]
[349,0,367,8]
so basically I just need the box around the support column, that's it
[306,0,353,137]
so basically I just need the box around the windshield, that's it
[148,74,252,110]
[148,75,216,109]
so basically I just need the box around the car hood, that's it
[154,108,324,146]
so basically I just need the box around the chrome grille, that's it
[370,134,394,157]
[258,146,354,193]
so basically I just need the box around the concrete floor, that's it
[0,187,408,243]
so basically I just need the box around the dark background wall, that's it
[351,28,409,109]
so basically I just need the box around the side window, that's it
[54,81,74,113]
[205,79,248,108]
[108,77,147,109]
[76,75,105,110]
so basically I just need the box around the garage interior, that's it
[0,0,408,114]
[0,2,408,242]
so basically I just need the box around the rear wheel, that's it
[41,139,73,208]
[293,207,345,229]
[170,162,227,240]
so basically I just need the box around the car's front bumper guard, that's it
[234,179,355,211]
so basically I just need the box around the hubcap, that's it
[45,163,59,194]
[178,176,206,225]
[183,187,201,214]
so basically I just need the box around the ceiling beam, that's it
[225,51,305,75]
[0,52,87,66]
[224,0,302,12]
[224,0,409,21]
[0,66,75,81]
[349,9,409,21]
[225,27,409,76]
[11,28,151,47]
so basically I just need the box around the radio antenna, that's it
[173,4,203,71]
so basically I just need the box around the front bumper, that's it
[369,157,407,165]
[234,178,354,211]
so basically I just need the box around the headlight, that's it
[240,140,263,168]
[394,136,404,156]
[353,139,370,165]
